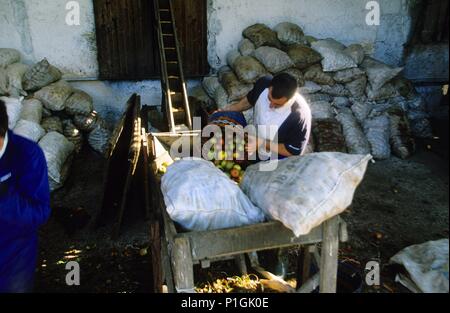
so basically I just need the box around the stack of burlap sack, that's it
[190,22,431,161]
[1,48,112,191]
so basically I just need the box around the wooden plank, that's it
[296,245,312,288]
[143,0,160,76]
[172,237,195,293]
[319,216,339,293]
[177,222,323,261]
[93,0,207,79]
[149,221,163,293]
[109,0,122,78]
[161,235,175,293]
[112,96,142,238]
[234,254,248,275]
[436,0,449,42]
[96,95,138,227]
[140,107,152,220]
[297,273,320,293]
[93,0,160,79]
[172,0,209,76]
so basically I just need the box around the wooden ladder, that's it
[154,0,192,133]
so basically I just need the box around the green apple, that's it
[225,161,234,171]
[233,164,242,171]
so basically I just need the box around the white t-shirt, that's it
[247,76,312,160]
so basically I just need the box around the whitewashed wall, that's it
[0,0,98,77]
[0,0,446,123]
[207,0,414,69]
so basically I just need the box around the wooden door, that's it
[93,0,209,80]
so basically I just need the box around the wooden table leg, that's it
[234,254,248,275]
[319,217,339,293]
[172,237,195,293]
[296,245,312,289]
[161,237,175,293]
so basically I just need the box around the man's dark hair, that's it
[0,99,8,138]
[270,73,298,100]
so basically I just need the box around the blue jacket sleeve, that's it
[0,146,51,230]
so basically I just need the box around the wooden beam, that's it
[297,273,320,293]
[296,245,313,288]
[319,217,340,293]
[172,237,195,293]
[149,221,163,293]
[177,221,323,261]
[161,235,175,293]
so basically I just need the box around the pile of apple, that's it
[204,128,249,184]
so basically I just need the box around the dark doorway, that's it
[93,0,209,80]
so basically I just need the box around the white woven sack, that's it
[336,108,371,155]
[1,96,22,129]
[241,153,372,237]
[13,119,45,143]
[39,131,75,184]
[20,99,43,124]
[161,158,265,231]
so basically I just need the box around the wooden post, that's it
[234,254,248,275]
[149,221,163,293]
[296,245,312,289]
[319,217,340,293]
[172,237,195,293]
[161,236,175,293]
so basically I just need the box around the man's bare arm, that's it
[221,97,252,112]
[246,136,294,158]
[264,141,293,157]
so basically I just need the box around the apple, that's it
[225,161,234,171]
[230,168,240,179]
[233,164,242,171]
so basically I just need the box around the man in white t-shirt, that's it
[221,74,312,277]
[221,73,312,160]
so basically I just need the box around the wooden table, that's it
[148,133,349,293]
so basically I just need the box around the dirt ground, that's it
[34,134,449,293]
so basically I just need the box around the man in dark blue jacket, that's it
[0,99,51,293]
